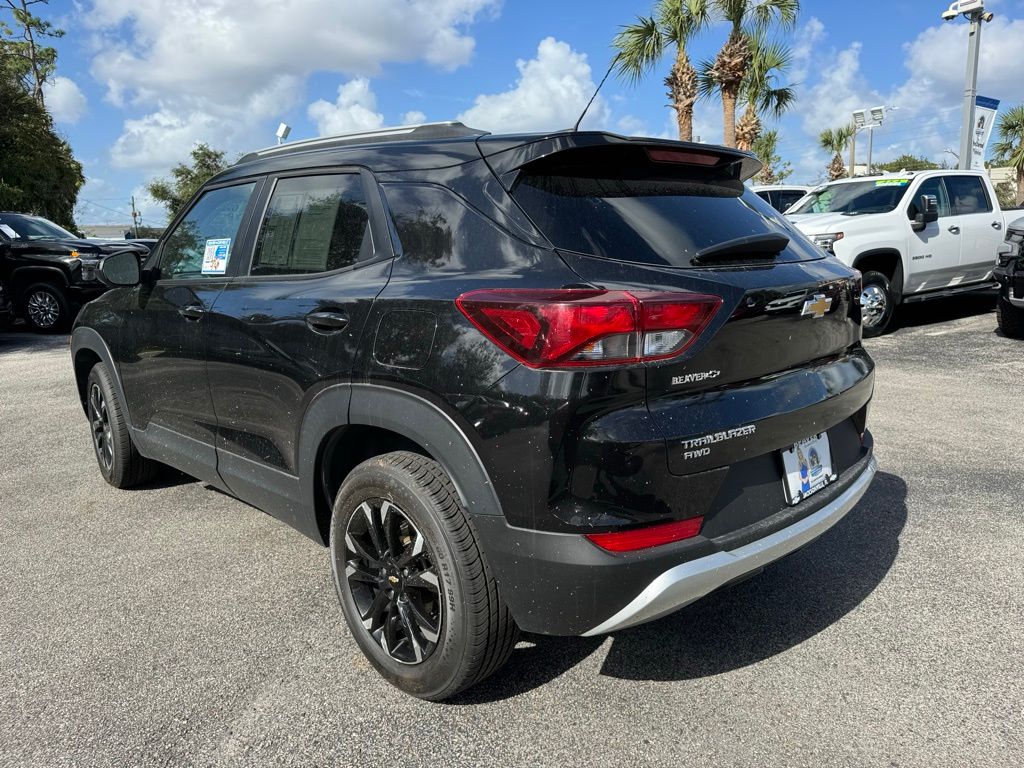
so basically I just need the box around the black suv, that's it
[0,212,149,331]
[995,215,1024,338]
[71,124,877,700]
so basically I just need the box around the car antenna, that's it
[572,57,616,132]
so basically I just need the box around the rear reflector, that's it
[455,289,721,369]
[585,517,704,552]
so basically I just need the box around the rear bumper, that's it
[583,454,877,635]
[475,438,876,635]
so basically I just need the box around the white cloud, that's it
[458,37,609,133]
[42,76,87,124]
[308,78,385,137]
[402,110,427,125]
[83,0,497,168]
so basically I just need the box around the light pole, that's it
[851,106,895,176]
[942,0,994,170]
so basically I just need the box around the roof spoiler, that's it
[476,131,762,191]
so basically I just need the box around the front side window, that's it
[908,177,952,219]
[160,183,257,280]
[251,174,372,276]
[777,190,806,212]
[945,175,992,215]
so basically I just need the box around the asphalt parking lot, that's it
[1,295,1022,767]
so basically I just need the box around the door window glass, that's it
[908,178,952,219]
[251,174,372,276]
[160,183,257,279]
[777,191,806,212]
[946,175,992,215]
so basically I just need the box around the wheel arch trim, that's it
[298,382,505,542]
[70,327,131,425]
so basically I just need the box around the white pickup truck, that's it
[787,170,1005,335]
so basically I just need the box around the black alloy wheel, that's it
[22,283,68,332]
[344,498,442,664]
[88,381,114,472]
[330,452,518,700]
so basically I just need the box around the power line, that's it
[75,198,133,219]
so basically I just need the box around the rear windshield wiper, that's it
[692,232,790,264]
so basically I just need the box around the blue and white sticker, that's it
[201,237,231,275]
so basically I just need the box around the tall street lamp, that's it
[942,0,995,170]
[851,105,896,177]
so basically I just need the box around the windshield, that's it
[788,179,911,216]
[0,213,76,241]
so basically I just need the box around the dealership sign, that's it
[972,96,1000,171]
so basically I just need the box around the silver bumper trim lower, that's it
[582,456,878,636]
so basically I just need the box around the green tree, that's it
[702,0,798,148]
[0,0,63,107]
[873,154,942,174]
[750,130,792,184]
[612,0,712,141]
[819,124,854,181]
[703,30,795,151]
[0,73,83,230]
[992,104,1024,206]
[147,144,229,221]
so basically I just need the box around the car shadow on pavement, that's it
[451,471,907,703]
[0,328,70,353]
[893,292,995,332]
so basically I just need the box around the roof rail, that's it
[237,121,488,163]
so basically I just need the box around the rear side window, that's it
[251,174,372,276]
[945,175,992,215]
[776,190,806,212]
[512,174,799,267]
[161,183,257,280]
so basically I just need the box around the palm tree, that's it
[703,31,795,151]
[750,130,792,184]
[819,124,854,181]
[703,0,799,147]
[992,104,1024,206]
[612,0,712,141]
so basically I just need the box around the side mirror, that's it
[912,194,939,232]
[98,250,141,287]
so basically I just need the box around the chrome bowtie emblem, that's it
[801,293,832,319]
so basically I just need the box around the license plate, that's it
[780,433,836,505]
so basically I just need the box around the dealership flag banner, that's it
[972,96,1000,170]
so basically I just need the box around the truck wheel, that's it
[86,363,161,488]
[329,451,518,701]
[21,282,69,332]
[860,271,896,338]
[997,295,1024,338]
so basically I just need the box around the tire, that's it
[86,363,161,488]
[20,282,70,332]
[859,271,896,338]
[329,451,517,701]
[997,295,1024,338]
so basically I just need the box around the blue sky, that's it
[31,0,1024,227]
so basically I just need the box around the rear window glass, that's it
[512,174,805,268]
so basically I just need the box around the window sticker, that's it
[875,178,910,187]
[0,224,17,238]
[201,237,231,275]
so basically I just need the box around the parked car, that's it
[0,213,150,332]
[0,281,12,328]
[786,171,1006,336]
[751,184,811,213]
[994,215,1024,337]
[71,124,877,700]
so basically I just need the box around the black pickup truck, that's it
[0,212,150,331]
[995,215,1024,338]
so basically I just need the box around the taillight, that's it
[455,289,721,369]
[585,516,704,552]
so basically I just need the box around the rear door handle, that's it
[992,221,1003,230]
[178,304,206,321]
[306,310,349,332]
[948,225,961,234]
